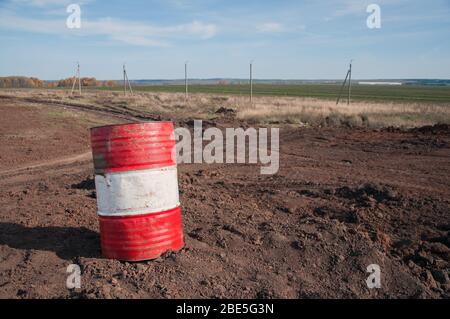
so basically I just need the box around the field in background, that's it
[1,89,449,128]
[93,83,450,103]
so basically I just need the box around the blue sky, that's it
[0,0,449,80]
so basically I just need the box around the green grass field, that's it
[93,84,450,103]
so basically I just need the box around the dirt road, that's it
[0,93,449,298]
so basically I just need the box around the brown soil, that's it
[0,93,449,299]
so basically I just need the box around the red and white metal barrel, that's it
[90,122,184,261]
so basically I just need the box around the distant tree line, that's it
[0,76,44,88]
[0,76,117,88]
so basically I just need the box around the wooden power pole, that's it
[70,62,81,96]
[250,61,253,104]
[336,60,353,105]
[123,64,126,95]
[348,61,352,105]
[185,61,188,101]
[123,63,133,95]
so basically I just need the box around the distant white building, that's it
[358,82,403,86]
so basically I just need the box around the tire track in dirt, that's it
[0,94,154,123]
[0,94,142,184]
[0,151,92,177]
[0,151,93,186]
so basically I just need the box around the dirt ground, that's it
[0,91,449,299]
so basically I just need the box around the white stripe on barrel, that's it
[95,165,180,216]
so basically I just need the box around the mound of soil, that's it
[410,124,450,135]
[215,107,236,117]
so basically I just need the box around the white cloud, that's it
[257,22,285,33]
[11,0,78,6]
[0,10,217,46]
[333,0,366,16]
[84,18,217,43]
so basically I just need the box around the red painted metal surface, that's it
[99,207,184,261]
[90,122,176,174]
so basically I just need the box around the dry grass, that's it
[237,96,450,128]
[2,88,450,128]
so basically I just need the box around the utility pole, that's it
[348,60,352,105]
[123,64,126,95]
[71,62,81,96]
[336,60,353,105]
[123,63,133,95]
[78,62,81,95]
[250,60,253,104]
[185,61,188,101]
